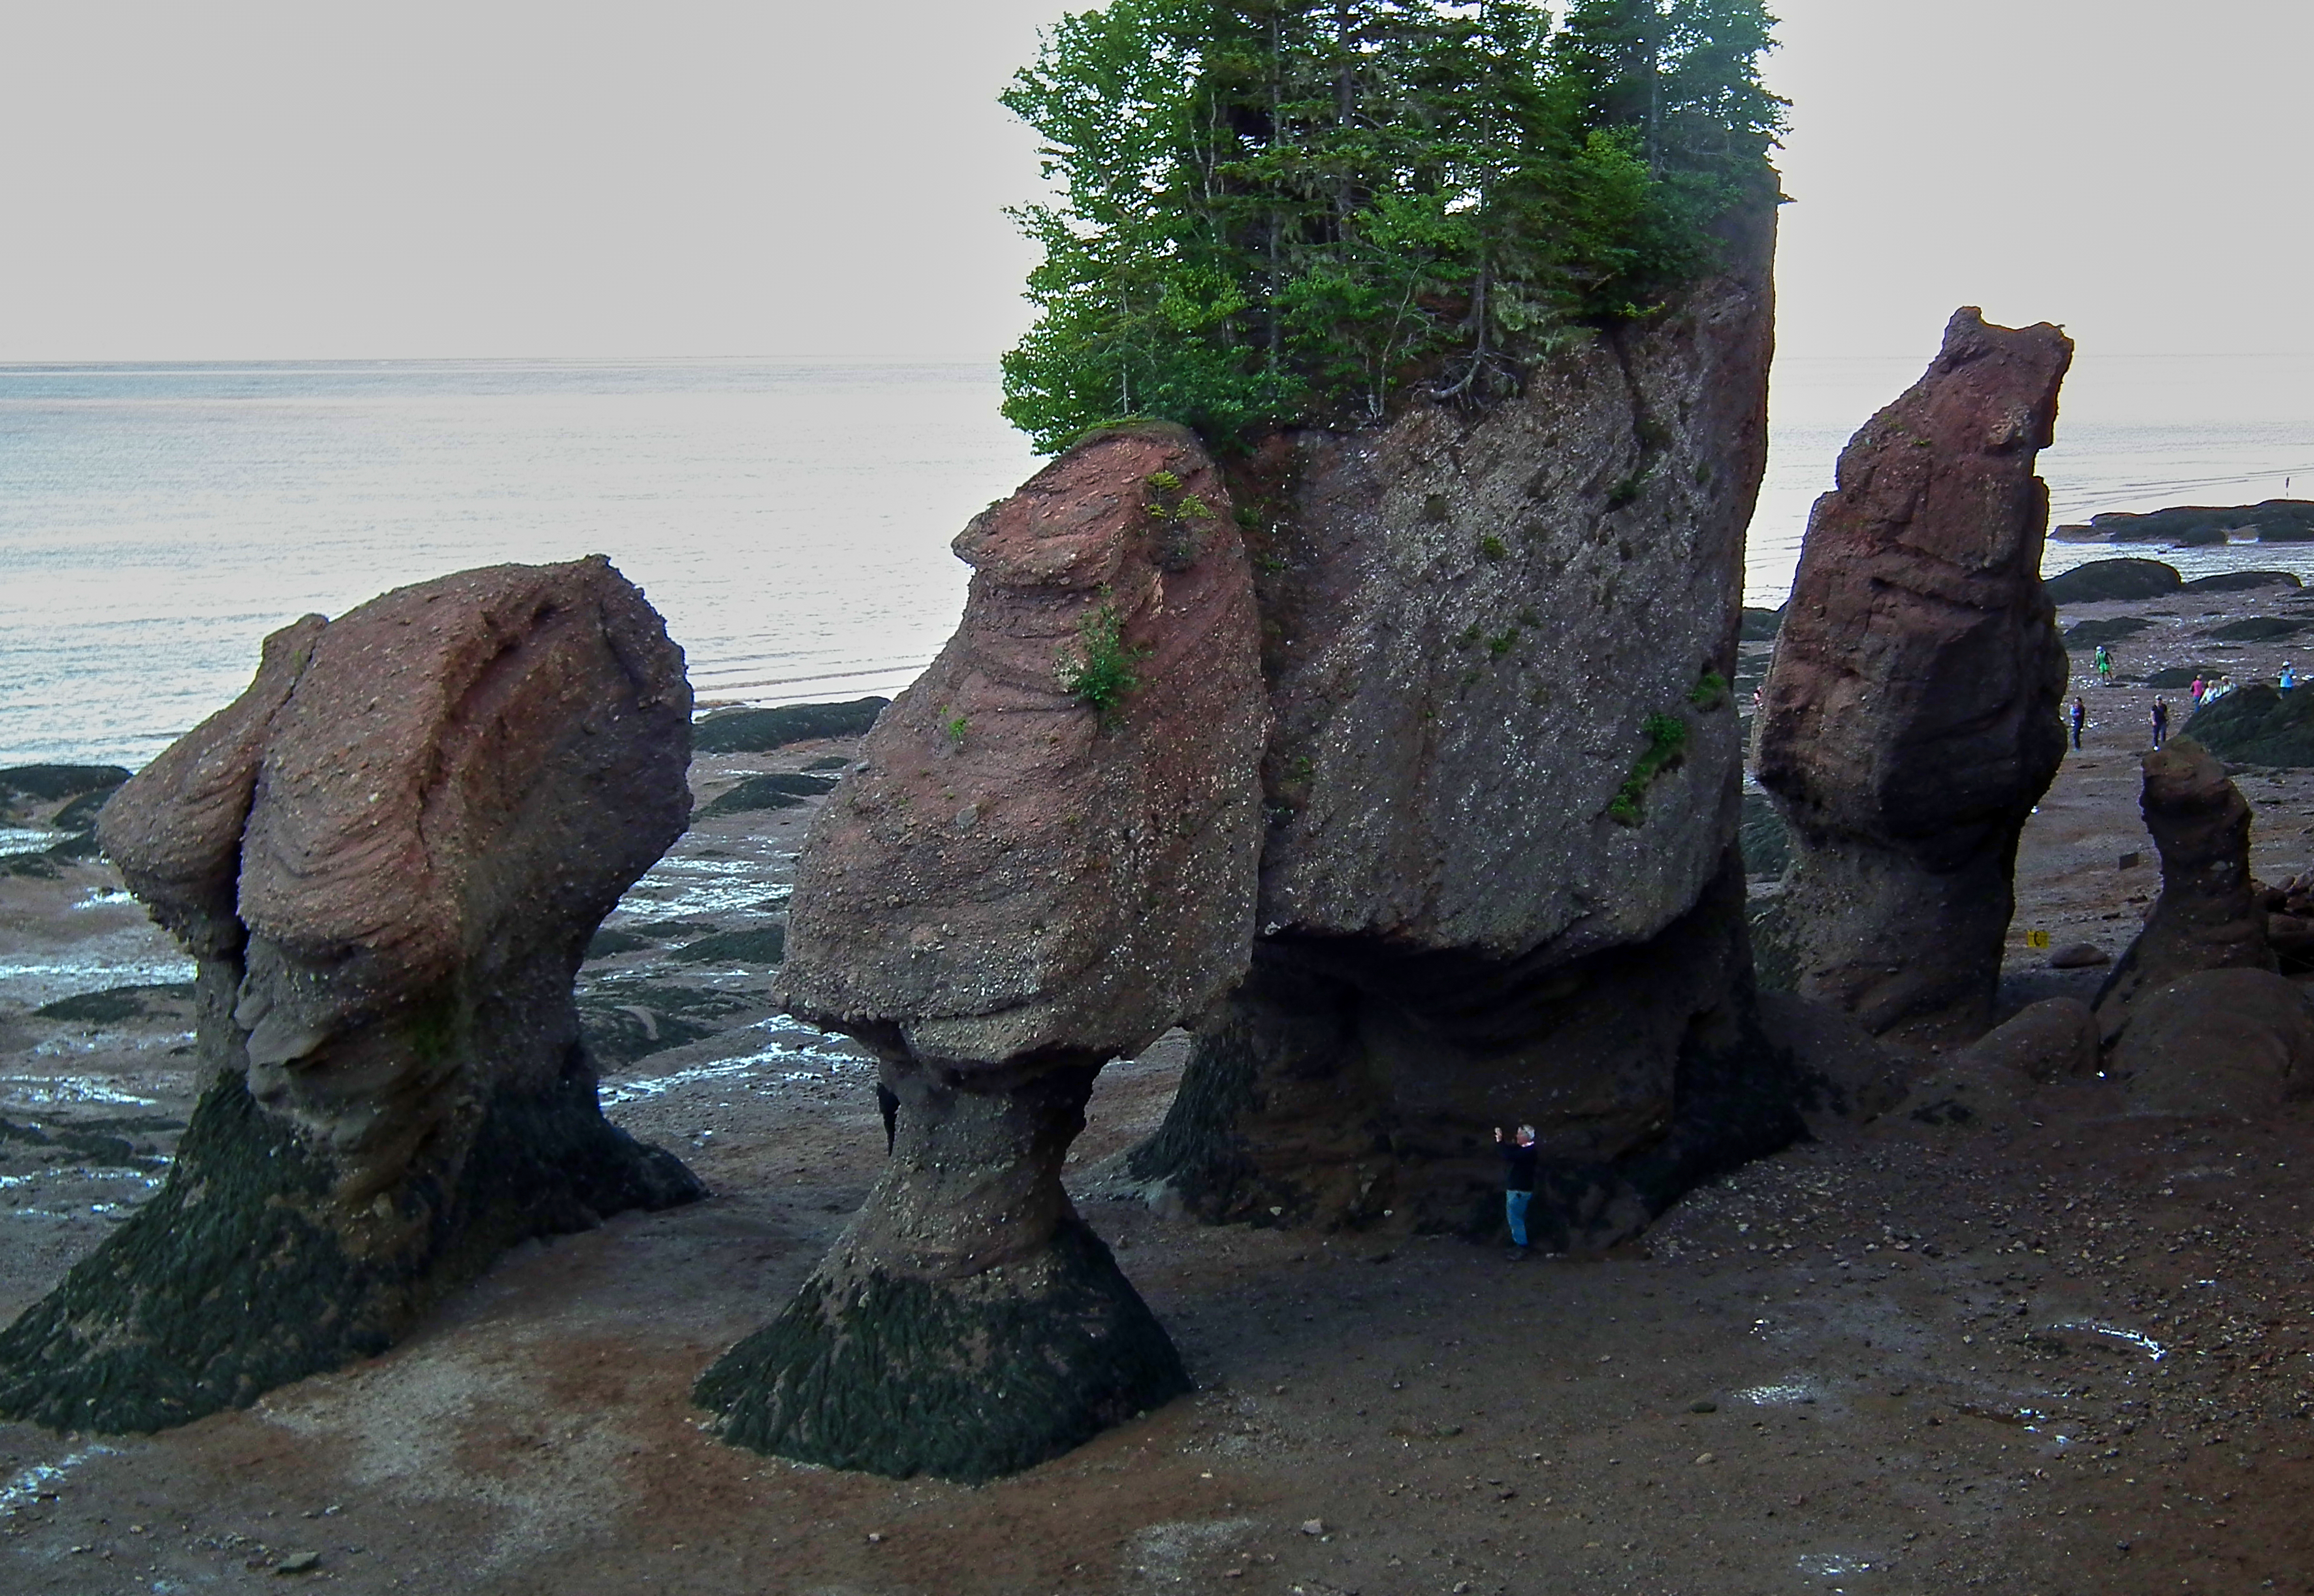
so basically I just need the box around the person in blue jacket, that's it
[1494,1123,1538,1260]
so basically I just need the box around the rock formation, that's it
[2112,968,2314,1115]
[2093,739,2275,1042]
[1753,308,2074,1044]
[1952,997,2099,1084]
[2183,682,2314,769]
[0,558,702,1433]
[2040,558,2179,605]
[1129,200,1799,1247]
[697,423,1268,1482]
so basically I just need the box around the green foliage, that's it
[1142,470,1217,569]
[1000,0,1784,451]
[943,709,970,749]
[1056,590,1152,727]
[1479,534,1509,561]
[1688,668,1729,710]
[1607,709,1688,825]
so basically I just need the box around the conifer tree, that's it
[1000,0,1782,453]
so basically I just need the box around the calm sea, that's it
[5,355,2312,768]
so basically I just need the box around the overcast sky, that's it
[3,1,2308,374]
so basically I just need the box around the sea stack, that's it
[697,423,1268,1482]
[1754,308,2073,1045]
[1130,198,1798,1248]
[2093,739,2276,1042]
[0,558,703,1433]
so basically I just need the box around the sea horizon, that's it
[5,351,2311,769]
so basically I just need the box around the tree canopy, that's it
[999,0,1785,453]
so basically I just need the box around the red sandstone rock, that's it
[2113,968,2314,1115]
[97,615,325,956]
[707,424,1262,1482]
[2,557,700,1435]
[2093,739,2275,1044]
[780,421,1268,1067]
[1755,308,2074,1044]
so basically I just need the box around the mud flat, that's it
[1,706,2312,1593]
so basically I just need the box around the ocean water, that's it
[5,355,2311,767]
[0,360,1038,767]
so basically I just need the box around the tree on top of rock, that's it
[999,0,1785,453]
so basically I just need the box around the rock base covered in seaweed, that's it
[0,557,703,1432]
[696,1064,1186,1482]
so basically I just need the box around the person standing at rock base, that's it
[2072,697,2086,750]
[2151,699,2169,748]
[2095,644,2113,686]
[1494,1125,1538,1259]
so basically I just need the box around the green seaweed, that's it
[695,1217,1188,1484]
[1607,712,1689,826]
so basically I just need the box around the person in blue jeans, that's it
[1494,1123,1538,1259]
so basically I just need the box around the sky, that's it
[3,1,2310,382]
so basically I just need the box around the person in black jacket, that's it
[1494,1123,1538,1259]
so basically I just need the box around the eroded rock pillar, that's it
[0,558,701,1433]
[1754,308,2074,1045]
[2094,738,2275,1042]
[700,422,1267,1480]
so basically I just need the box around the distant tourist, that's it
[1494,1123,1537,1260]
[2070,697,2086,750]
[2151,699,2169,748]
[2094,643,2113,685]
[2284,662,2298,692]
[2191,675,2207,706]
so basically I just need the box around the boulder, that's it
[2091,500,2314,545]
[2046,941,2111,970]
[2270,912,2314,974]
[2113,968,2314,1115]
[2063,616,2151,650]
[2042,558,2179,605]
[2204,616,2307,643]
[1754,308,2073,1044]
[2093,739,2274,1042]
[1876,999,2093,1134]
[701,422,1267,1482]
[690,697,888,754]
[2182,569,2301,594]
[1955,997,2098,1083]
[2183,682,2314,767]
[1132,199,1799,1247]
[0,558,701,1434]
